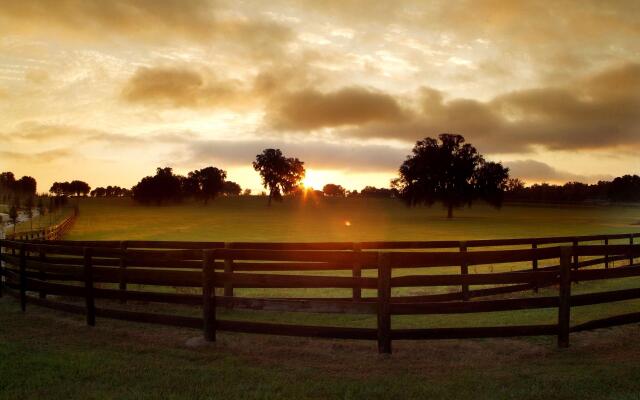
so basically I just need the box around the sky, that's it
[1,0,639,193]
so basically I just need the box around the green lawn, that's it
[4,297,640,400]
[54,196,640,329]
[4,197,640,398]
[66,197,640,242]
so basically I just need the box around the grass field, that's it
[4,197,640,399]
[4,297,640,399]
[66,197,640,242]
[56,196,640,330]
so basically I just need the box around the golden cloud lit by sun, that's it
[1,0,639,192]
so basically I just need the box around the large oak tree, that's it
[393,134,509,218]
[253,149,305,205]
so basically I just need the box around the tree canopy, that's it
[50,180,91,197]
[187,167,227,204]
[393,134,509,218]
[132,167,183,205]
[252,149,305,205]
[322,184,346,197]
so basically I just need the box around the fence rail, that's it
[0,231,639,354]
[5,210,77,241]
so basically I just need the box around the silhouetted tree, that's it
[90,186,130,197]
[242,188,252,196]
[609,175,640,202]
[0,172,37,203]
[393,134,509,218]
[70,180,91,196]
[252,149,305,206]
[17,176,37,197]
[359,186,396,198]
[322,184,346,197]
[0,172,16,202]
[132,167,183,205]
[222,181,242,196]
[187,167,227,204]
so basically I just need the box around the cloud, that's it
[121,66,250,109]
[505,159,613,184]
[266,86,407,130]
[177,138,408,172]
[0,0,292,47]
[1,121,204,148]
[24,69,49,84]
[0,148,72,163]
[338,62,640,154]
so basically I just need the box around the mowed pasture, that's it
[5,197,640,399]
[67,196,640,242]
[58,196,640,330]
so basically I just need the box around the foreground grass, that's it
[3,297,640,399]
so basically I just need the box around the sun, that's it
[301,169,325,191]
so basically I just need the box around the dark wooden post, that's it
[532,243,539,293]
[19,244,27,312]
[460,242,469,301]
[558,246,572,348]
[118,241,128,304]
[572,239,579,271]
[0,241,4,298]
[629,234,634,266]
[352,242,362,301]
[38,246,46,299]
[83,247,95,326]
[377,252,392,354]
[223,243,234,308]
[202,250,216,342]
[604,238,609,269]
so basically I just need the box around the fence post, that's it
[352,242,362,301]
[629,234,634,266]
[532,243,539,293]
[558,246,572,348]
[38,246,46,299]
[460,242,469,301]
[19,244,27,312]
[223,243,234,308]
[0,241,3,298]
[83,247,95,327]
[377,252,392,354]
[202,250,216,342]
[572,239,579,284]
[604,238,609,269]
[118,241,128,304]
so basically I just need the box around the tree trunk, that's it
[447,203,453,219]
[268,192,272,206]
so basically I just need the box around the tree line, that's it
[0,171,69,232]
[131,167,245,205]
[504,175,640,203]
[4,133,640,219]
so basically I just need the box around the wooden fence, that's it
[5,210,77,241]
[0,232,639,354]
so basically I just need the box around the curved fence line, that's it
[0,232,639,354]
[5,210,77,241]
